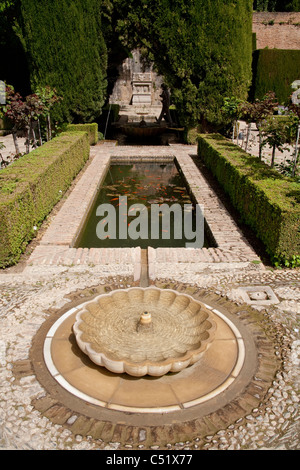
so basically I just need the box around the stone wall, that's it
[253,12,300,50]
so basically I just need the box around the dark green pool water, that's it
[76,162,209,248]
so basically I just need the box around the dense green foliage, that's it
[100,1,130,99]
[19,0,108,123]
[0,1,31,96]
[114,0,253,129]
[251,49,300,105]
[198,134,300,265]
[2,1,253,129]
[253,0,300,10]
[0,131,90,267]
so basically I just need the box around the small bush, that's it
[0,131,89,267]
[198,133,300,265]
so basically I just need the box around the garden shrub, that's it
[0,131,89,267]
[251,49,300,105]
[198,133,300,265]
[65,123,98,145]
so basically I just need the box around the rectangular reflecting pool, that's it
[75,161,212,249]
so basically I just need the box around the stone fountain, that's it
[120,119,167,139]
[73,287,216,377]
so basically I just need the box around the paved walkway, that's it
[0,141,299,450]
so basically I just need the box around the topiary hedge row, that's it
[198,133,300,265]
[65,123,98,145]
[0,131,89,268]
[251,49,300,105]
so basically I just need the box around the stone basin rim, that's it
[72,286,217,377]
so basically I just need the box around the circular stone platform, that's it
[28,281,281,445]
[43,297,245,414]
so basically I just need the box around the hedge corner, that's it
[65,123,98,145]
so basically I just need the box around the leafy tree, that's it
[286,0,300,9]
[35,86,62,142]
[114,0,253,129]
[24,93,45,149]
[1,84,58,155]
[0,1,15,12]
[19,0,108,123]
[240,92,278,159]
[261,116,293,167]
[253,0,272,10]
[100,0,129,99]
[2,85,27,155]
[222,97,243,143]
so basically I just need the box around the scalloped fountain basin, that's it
[73,287,216,377]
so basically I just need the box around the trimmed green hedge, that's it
[65,123,98,145]
[198,134,300,264]
[0,131,89,267]
[251,49,300,104]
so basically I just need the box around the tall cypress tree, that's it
[19,0,108,123]
[114,0,253,129]
[0,1,31,96]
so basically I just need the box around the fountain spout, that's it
[137,311,153,333]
